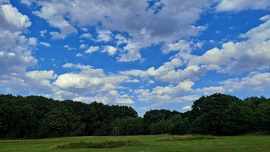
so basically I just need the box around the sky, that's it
[1,0,270,116]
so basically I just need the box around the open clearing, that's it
[1,135,270,152]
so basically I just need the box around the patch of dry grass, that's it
[156,135,216,141]
[53,140,145,149]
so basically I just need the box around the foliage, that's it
[0,94,138,138]
[0,93,270,138]
[188,93,270,135]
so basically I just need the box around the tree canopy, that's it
[0,93,269,139]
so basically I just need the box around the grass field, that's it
[1,134,270,152]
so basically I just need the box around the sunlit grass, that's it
[1,134,270,152]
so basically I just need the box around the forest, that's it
[0,93,270,139]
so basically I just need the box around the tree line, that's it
[0,93,269,139]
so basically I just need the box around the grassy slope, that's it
[0,135,270,152]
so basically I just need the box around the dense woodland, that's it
[0,93,270,139]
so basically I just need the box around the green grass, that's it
[1,135,270,152]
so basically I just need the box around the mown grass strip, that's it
[156,135,216,141]
[54,140,145,149]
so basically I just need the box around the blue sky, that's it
[1,0,270,115]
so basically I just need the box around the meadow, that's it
[1,134,270,152]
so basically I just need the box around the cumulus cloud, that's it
[96,30,112,42]
[118,42,142,62]
[189,16,270,74]
[51,63,135,104]
[79,44,88,49]
[115,95,134,104]
[162,40,193,54]
[182,105,192,111]
[0,2,43,95]
[120,57,211,84]
[221,72,270,91]
[80,33,92,39]
[2,0,270,112]
[21,0,34,6]
[26,70,57,80]
[196,86,226,95]
[39,30,47,37]
[72,96,110,104]
[0,31,37,78]
[64,45,76,51]
[216,0,270,11]
[76,53,83,57]
[50,31,66,39]
[0,4,31,31]
[25,0,210,61]
[134,80,196,103]
[33,1,77,38]
[102,46,117,56]
[85,46,100,54]
[25,70,58,92]
[134,84,200,103]
[62,63,104,76]
[40,42,51,47]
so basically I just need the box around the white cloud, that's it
[260,15,270,21]
[80,33,92,39]
[126,79,140,83]
[85,46,100,54]
[177,80,194,91]
[71,90,134,105]
[162,40,192,54]
[73,96,109,104]
[121,58,209,84]
[3,0,270,113]
[40,42,51,47]
[54,73,97,89]
[0,4,31,31]
[24,70,58,92]
[97,30,112,42]
[33,2,77,38]
[115,34,128,46]
[102,45,117,56]
[80,44,88,49]
[63,45,76,50]
[76,53,83,57]
[182,105,192,111]
[189,17,270,74]
[118,42,142,62]
[50,31,66,39]
[39,30,47,37]
[81,28,88,32]
[221,72,270,91]
[134,84,200,103]
[51,63,134,104]
[26,70,57,80]
[80,34,91,40]
[0,31,37,77]
[62,63,104,77]
[115,94,134,105]
[21,0,34,6]
[26,0,210,61]
[28,37,38,46]
[0,2,44,95]
[216,0,270,11]
[196,86,226,95]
